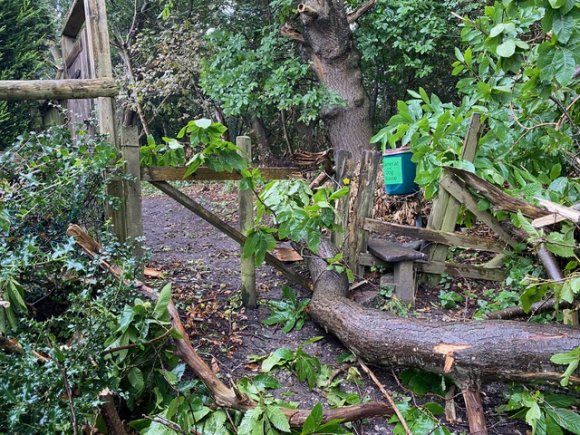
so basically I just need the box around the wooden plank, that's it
[439,175,518,248]
[428,113,481,264]
[358,253,505,281]
[140,166,301,182]
[535,198,580,224]
[149,181,313,291]
[532,213,568,228]
[61,0,85,37]
[364,219,507,253]
[349,150,380,275]
[237,136,257,308]
[0,78,117,101]
[367,239,426,262]
[415,261,506,281]
[64,37,83,68]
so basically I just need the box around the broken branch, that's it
[347,0,377,24]
[280,23,305,44]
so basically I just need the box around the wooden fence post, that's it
[426,113,481,273]
[119,113,144,261]
[84,0,130,244]
[237,136,257,308]
[349,150,380,276]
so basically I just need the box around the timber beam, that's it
[0,78,118,101]
[141,166,302,182]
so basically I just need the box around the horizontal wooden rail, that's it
[363,219,507,253]
[141,166,302,182]
[358,253,505,281]
[0,78,118,101]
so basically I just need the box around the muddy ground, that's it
[141,182,527,434]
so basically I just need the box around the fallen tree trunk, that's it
[309,239,580,388]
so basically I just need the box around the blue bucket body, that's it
[383,148,419,195]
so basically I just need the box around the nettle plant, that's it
[375,0,579,307]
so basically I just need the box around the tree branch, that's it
[298,3,319,18]
[347,0,376,24]
[280,23,305,44]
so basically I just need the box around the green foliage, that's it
[0,0,55,148]
[399,369,447,397]
[259,338,323,390]
[499,387,580,435]
[239,397,291,435]
[378,0,580,308]
[389,398,449,435]
[248,179,348,262]
[354,0,486,124]
[438,289,463,309]
[473,288,521,319]
[200,27,344,125]
[550,346,580,387]
[262,286,310,333]
[299,403,347,434]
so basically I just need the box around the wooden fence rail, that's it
[0,78,118,101]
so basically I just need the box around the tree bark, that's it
[295,0,374,162]
[250,116,273,164]
[308,239,580,388]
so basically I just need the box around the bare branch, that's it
[280,23,305,44]
[347,0,377,24]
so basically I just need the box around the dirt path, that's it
[141,184,523,434]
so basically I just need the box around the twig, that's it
[102,328,174,355]
[62,365,78,435]
[143,415,190,434]
[359,360,412,435]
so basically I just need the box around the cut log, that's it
[0,78,118,101]
[309,239,580,388]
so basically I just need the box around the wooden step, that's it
[367,238,426,263]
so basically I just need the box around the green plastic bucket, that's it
[383,147,419,195]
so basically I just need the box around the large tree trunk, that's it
[296,0,374,162]
[309,239,580,388]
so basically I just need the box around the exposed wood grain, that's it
[237,137,256,308]
[364,219,506,253]
[446,167,547,219]
[119,122,144,260]
[140,166,301,182]
[0,78,117,101]
[462,389,488,435]
[349,151,380,275]
[358,253,506,281]
[535,198,580,224]
[439,175,519,249]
